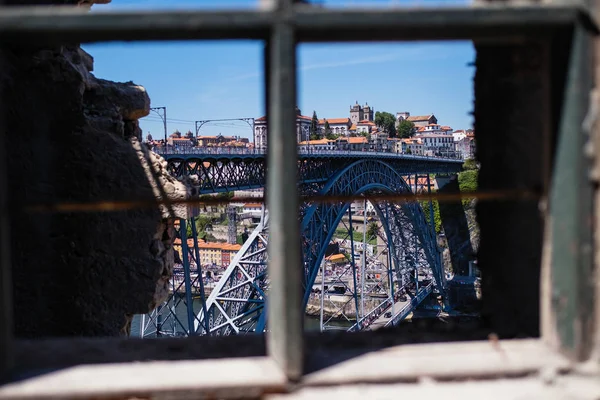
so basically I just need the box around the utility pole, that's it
[150,106,167,143]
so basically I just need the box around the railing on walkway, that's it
[347,297,393,332]
[152,145,464,162]
[384,282,433,328]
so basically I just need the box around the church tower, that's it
[350,101,363,125]
[363,102,374,121]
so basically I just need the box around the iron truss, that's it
[162,152,462,195]
[137,219,209,337]
[196,209,270,335]
[192,159,444,335]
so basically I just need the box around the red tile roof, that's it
[298,139,335,145]
[407,115,434,122]
[347,137,368,144]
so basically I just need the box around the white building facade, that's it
[254,107,312,150]
[318,118,352,136]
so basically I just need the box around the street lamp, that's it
[150,106,167,144]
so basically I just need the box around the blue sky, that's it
[83,0,473,140]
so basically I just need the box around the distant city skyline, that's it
[84,0,474,140]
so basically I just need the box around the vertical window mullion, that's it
[0,46,14,381]
[543,22,595,360]
[265,5,304,381]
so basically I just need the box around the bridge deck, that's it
[155,148,464,164]
[367,282,433,331]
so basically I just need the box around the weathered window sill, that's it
[0,338,583,400]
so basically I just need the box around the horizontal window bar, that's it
[0,339,571,400]
[294,4,597,42]
[0,4,595,45]
[0,7,273,43]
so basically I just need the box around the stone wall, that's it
[2,0,188,337]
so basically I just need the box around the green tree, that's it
[310,111,319,139]
[185,215,213,241]
[374,111,397,137]
[458,169,478,208]
[366,221,379,240]
[217,191,234,200]
[324,120,332,136]
[397,119,415,138]
[326,133,338,140]
[463,158,478,171]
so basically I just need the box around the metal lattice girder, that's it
[196,209,269,335]
[159,151,462,195]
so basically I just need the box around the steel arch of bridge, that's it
[300,159,443,308]
[196,159,442,335]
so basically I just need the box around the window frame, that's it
[0,1,598,398]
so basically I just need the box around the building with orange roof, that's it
[242,203,263,219]
[400,138,424,155]
[173,239,243,268]
[406,114,438,127]
[356,120,377,135]
[414,123,452,136]
[317,117,352,136]
[396,112,438,127]
[298,138,337,151]
[325,254,347,265]
[419,133,456,157]
[337,136,368,151]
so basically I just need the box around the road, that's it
[367,279,433,331]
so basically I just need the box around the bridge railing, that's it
[384,282,433,328]
[346,297,393,332]
[151,145,464,162]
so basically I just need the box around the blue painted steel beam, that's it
[190,220,209,335]
[179,219,197,335]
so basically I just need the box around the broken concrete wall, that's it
[2,0,188,337]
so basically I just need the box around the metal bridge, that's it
[137,148,463,337]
